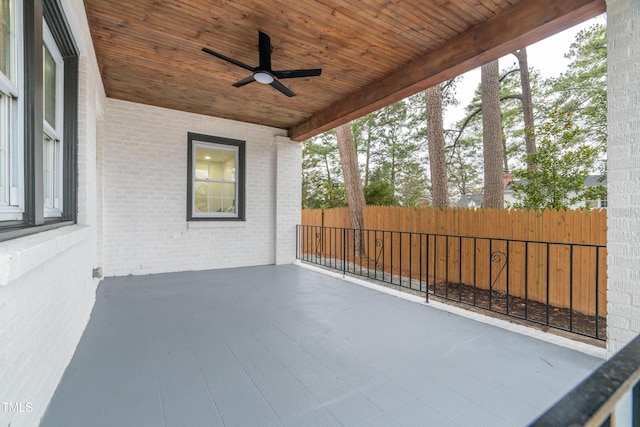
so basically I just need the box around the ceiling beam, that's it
[289,0,606,142]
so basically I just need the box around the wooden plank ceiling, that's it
[84,0,605,141]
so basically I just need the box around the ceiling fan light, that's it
[254,71,274,84]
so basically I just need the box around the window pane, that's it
[194,181,207,197]
[209,197,222,213]
[195,162,208,180]
[207,182,221,198]
[222,183,236,213]
[0,0,11,79]
[0,92,7,206]
[43,44,57,127]
[43,135,53,208]
[224,158,235,182]
[195,145,235,182]
[194,197,208,213]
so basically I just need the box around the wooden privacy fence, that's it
[300,207,607,337]
[302,207,607,245]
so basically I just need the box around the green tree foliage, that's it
[362,100,428,206]
[447,21,606,206]
[301,131,346,208]
[363,180,398,206]
[509,108,606,209]
[449,65,544,181]
[545,23,607,153]
[302,99,427,208]
[300,20,607,211]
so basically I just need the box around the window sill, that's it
[187,221,247,229]
[0,224,91,287]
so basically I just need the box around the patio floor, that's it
[40,264,601,427]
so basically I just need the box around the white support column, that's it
[275,135,302,265]
[606,0,640,356]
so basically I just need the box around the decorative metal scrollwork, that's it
[374,238,384,271]
[314,232,322,258]
[490,250,508,291]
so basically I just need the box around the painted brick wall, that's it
[0,228,97,427]
[102,99,299,276]
[606,0,640,355]
[0,0,105,425]
[276,137,303,264]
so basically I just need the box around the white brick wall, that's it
[0,0,105,425]
[276,137,303,264]
[102,99,300,276]
[0,228,97,427]
[606,0,640,356]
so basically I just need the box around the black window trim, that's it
[187,132,246,222]
[0,0,78,241]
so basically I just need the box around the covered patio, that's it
[41,265,600,427]
[3,0,640,425]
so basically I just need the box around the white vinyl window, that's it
[0,0,22,221]
[42,21,63,218]
[192,142,239,217]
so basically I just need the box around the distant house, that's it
[504,174,607,209]
[456,194,485,208]
[457,174,607,209]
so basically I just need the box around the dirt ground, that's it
[429,280,606,340]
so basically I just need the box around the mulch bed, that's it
[429,280,606,340]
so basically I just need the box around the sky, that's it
[444,14,607,126]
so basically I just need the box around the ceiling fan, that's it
[202,31,322,97]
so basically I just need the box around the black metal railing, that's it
[296,224,607,340]
[530,334,640,426]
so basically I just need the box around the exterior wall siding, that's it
[101,99,299,276]
[0,0,106,425]
[606,0,640,355]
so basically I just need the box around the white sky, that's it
[444,14,607,126]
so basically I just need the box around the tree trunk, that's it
[364,116,372,187]
[481,60,504,208]
[425,85,449,208]
[390,139,396,189]
[514,48,536,167]
[336,123,366,254]
[502,128,509,173]
[323,154,332,184]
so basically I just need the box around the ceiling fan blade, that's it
[258,31,272,70]
[232,75,256,87]
[273,69,322,79]
[202,47,255,73]
[269,79,295,97]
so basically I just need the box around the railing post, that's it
[458,236,462,303]
[489,239,493,311]
[595,246,600,340]
[569,245,574,333]
[343,227,347,275]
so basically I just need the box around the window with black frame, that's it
[0,0,78,240]
[0,0,22,223]
[187,132,246,221]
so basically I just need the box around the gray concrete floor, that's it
[40,264,601,427]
